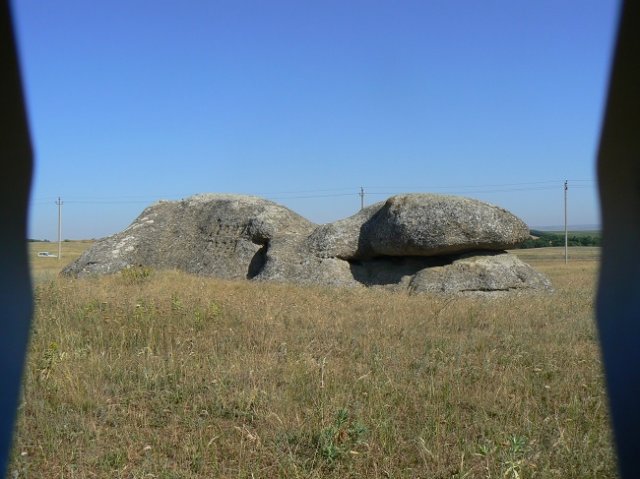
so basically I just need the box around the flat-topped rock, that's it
[306,194,530,259]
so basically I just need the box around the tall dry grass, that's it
[10,246,615,478]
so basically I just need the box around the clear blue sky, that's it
[13,1,619,240]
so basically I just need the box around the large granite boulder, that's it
[63,194,315,279]
[305,203,382,259]
[63,193,551,295]
[334,251,552,294]
[408,252,553,294]
[306,194,530,259]
[256,255,361,288]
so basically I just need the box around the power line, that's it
[64,200,158,205]
[366,186,560,195]
[255,187,357,195]
[30,180,598,206]
[362,180,563,190]
[266,193,358,200]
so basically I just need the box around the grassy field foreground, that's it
[11,245,615,477]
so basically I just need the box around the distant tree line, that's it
[516,230,602,248]
[28,239,74,242]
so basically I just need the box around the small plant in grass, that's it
[474,439,498,477]
[99,449,127,471]
[502,435,528,479]
[120,265,152,284]
[317,408,367,464]
[194,309,204,331]
[207,300,221,318]
[38,342,64,380]
[193,301,221,331]
[171,292,183,311]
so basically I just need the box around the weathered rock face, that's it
[306,194,530,259]
[408,252,553,294]
[63,194,315,279]
[305,203,382,259]
[63,193,551,294]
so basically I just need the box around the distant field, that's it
[532,230,601,237]
[12,243,614,478]
[509,246,601,262]
[565,230,601,237]
[29,240,93,283]
[520,230,601,249]
[28,241,600,279]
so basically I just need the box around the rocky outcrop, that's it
[408,252,552,294]
[63,194,315,280]
[63,193,552,294]
[306,194,530,259]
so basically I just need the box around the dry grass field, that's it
[11,243,615,478]
[28,241,94,284]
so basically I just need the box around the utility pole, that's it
[359,187,365,211]
[56,197,63,260]
[564,180,568,264]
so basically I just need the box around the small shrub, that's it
[38,342,63,381]
[120,265,153,284]
[317,408,368,464]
